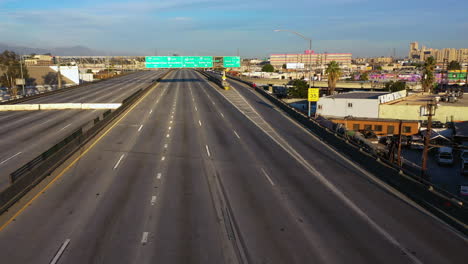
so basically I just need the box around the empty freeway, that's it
[0,70,166,189]
[0,69,466,263]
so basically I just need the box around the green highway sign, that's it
[145,56,241,68]
[146,56,213,68]
[223,56,241,68]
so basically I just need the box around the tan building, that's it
[379,93,468,122]
[370,57,394,64]
[409,42,468,63]
[270,51,352,70]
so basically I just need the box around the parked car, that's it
[437,147,454,166]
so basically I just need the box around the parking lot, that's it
[402,148,468,196]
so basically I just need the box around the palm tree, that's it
[325,61,341,95]
[422,56,436,93]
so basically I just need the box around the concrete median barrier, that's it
[39,103,82,110]
[0,104,40,111]
[81,103,121,110]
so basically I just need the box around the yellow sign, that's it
[308,88,319,102]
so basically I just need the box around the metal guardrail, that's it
[224,74,468,235]
[0,70,172,215]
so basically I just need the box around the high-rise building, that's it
[408,42,468,63]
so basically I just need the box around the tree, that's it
[447,60,461,71]
[385,81,406,92]
[282,64,287,69]
[86,69,93,74]
[0,50,29,97]
[325,61,341,95]
[360,72,369,81]
[375,65,383,71]
[421,56,436,93]
[261,64,274,72]
[287,79,308,98]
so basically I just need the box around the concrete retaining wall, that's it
[0,103,122,111]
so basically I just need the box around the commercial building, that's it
[409,42,468,63]
[329,117,419,136]
[317,89,468,123]
[270,50,352,70]
[316,91,407,119]
[379,93,468,122]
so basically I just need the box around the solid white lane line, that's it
[157,173,162,179]
[59,123,72,131]
[113,154,125,170]
[220,112,224,118]
[233,131,240,139]
[161,156,165,161]
[198,120,202,127]
[141,232,149,245]
[50,239,71,264]
[261,168,275,186]
[205,145,211,157]
[0,152,22,165]
[151,196,157,205]
[138,125,143,132]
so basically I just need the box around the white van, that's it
[437,147,454,166]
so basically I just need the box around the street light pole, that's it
[274,29,313,117]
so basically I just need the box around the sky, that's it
[0,0,467,58]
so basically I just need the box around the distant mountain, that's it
[0,43,103,56]
[51,45,101,56]
[0,43,50,55]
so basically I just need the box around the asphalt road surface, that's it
[0,69,466,264]
[0,70,166,190]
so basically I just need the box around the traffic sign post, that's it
[308,88,319,117]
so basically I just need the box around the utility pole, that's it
[57,56,62,89]
[421,100,436,179]
[19,54,25,96]
[397,120,403,166]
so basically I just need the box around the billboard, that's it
[447,71,467,85]
[286,63,304,69]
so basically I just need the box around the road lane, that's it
[0,70,166,189]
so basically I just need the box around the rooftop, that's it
[328,91,389,99]
[386,93,468,106]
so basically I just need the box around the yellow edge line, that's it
[0,77,164,232]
